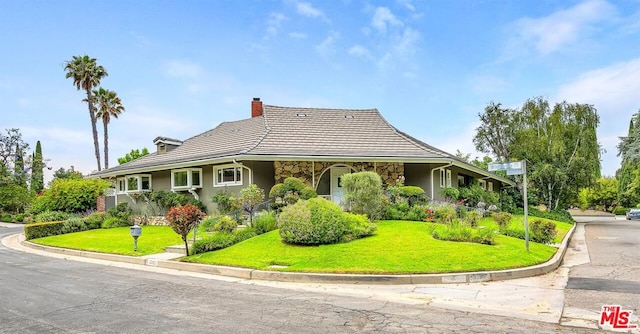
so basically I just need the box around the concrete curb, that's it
[18,224,576,285]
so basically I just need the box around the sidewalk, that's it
[0,222,24,228]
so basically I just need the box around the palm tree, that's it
[64,55,108,171]
[93,88,125,169]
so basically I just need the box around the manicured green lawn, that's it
[31,226,187,256]
[184,220,568,274]
[30,216,573,273]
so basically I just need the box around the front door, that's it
[330,167,350,206]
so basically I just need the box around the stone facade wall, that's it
[375,162,405,186]
[274,161,405,187]
[131,215,169,226]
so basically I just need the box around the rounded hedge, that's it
[278,198,348,245]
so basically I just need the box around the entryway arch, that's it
[315,164,357,206]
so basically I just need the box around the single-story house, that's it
[91,98,514,212]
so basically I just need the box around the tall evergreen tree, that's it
[616,111,640,206]
[13,144,26,187]
[30,141,44,193]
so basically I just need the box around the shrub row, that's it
[24,221,66,240]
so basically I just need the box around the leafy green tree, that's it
[473,102,518,163]
[30,141,44,193]
[64,55,108,171]
[117,148,150,165]
[589,177,618,211]
[0,128,30,186]
[51,166,83,182]
[29,178,110,214]
[0,184,31,213]
[578,177,618,211]
[341,171,383,220]
[473,97,601,211]
[239,184,265,226]
[93,87,125,169]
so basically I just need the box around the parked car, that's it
[626,208,640,220]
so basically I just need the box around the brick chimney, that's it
[251,97,263,118]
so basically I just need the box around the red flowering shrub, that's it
[424,208,435,222]
[165,204,205,256]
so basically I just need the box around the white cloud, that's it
[266,12,287,37]
[556,57,640,176]
[507,0,616,57]
[397,0,415,12]
[371,7,403,34]
[315,32,339,58]
[164,60,203,78]
[295,1,328,21]
[556,57,640,116]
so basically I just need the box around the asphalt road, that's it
[564,217,640,323]
[0,225,599,334]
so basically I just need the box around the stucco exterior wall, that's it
[404,163,431,196]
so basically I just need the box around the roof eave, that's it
[89,153,515,187]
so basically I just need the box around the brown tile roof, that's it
[91,104,464,177]
[250,105,451,158]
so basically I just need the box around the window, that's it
[479,179,487,190]
[457,175,465,187]
[214,165,243,187]
[125,174,152,192]
[488,181,494,192]
[117,178,126,194]
[171,168,202,190]
[439,169,452,188]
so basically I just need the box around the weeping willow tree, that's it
[474,97,602,211]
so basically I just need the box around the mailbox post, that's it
[130,224,142,252]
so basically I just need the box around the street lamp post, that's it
[130,224,142,252]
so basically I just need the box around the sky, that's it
[1,0,639,183]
